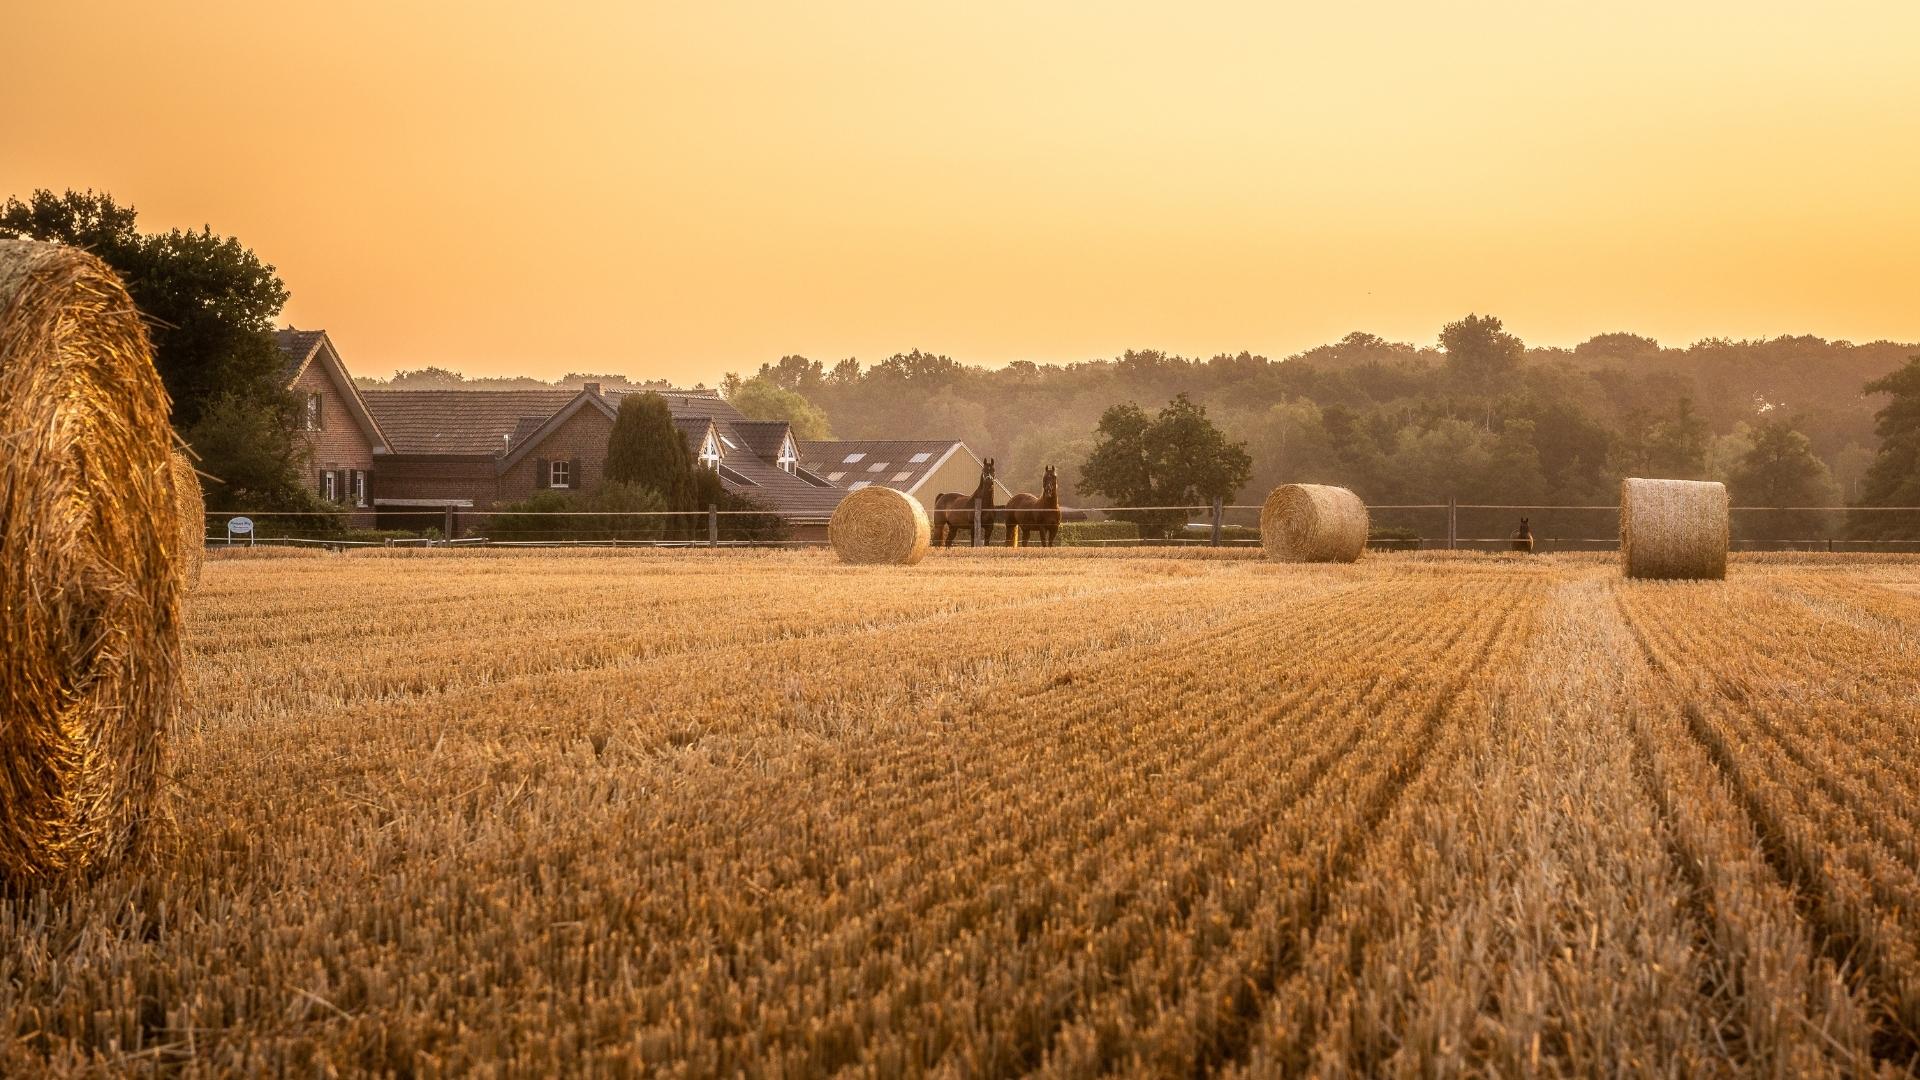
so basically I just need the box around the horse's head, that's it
[1042,465,1057,499]
[982,457,996,482]
[1518,517,1531,531]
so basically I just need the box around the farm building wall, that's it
[499,406,615,504]
[915,451,1013,507]
[290,359,377,526]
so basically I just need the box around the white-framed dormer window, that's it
[304,392,323,431]
[778,434,798,473]
[699,432,720,469]
[549,460,571,489]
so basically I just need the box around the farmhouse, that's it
[799,439,1012,504]
[275,330,844,536]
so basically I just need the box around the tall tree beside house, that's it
[1081,394,1252,537]
[725,376,834,440]
[1852,357,1920,540]
[605,392,695,511]
[0,188,325,514]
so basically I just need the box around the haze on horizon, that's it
[6,1,1918,386]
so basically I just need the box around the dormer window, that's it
[699,432,720,470]
[778,435,797,473]
[549,460,571,489]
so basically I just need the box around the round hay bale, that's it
[829,486,930,565]
[1621,477,1727,580]
[0,239,180,885]
[1260,484,1368,563]
[169,448,204,591]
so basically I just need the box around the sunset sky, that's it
[6,2,1918,384]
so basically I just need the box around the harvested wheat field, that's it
[7,549,1920,1075]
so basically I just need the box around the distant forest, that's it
[359,325,1916,513]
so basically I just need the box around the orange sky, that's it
[6,2,1918,384]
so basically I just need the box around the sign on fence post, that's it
[227,515,253,547]
[708,504,718,548]
[972,504,983,548]
[1211,498,1223,547]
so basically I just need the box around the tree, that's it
[605,392,694,511]
[1728,418,1842,540]
[181,391,330,517]
[1439,314,1525,405]
[488,483,667,542]
[1,188,316,511]
[728,377,833,440]
[1484,419,1549,505]
[1648,397,1712,479]
[756,354,826,392]
[1854,357,1920,539]
[1080,395,1251,537]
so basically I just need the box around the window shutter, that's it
[534,458,548,489]
[570,457,583,490]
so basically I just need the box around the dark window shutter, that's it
[534,458,548,489]
[571,457,583,489]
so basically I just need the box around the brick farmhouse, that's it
[278,330,844,537]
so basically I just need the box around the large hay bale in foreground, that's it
[0,240,180,885]
[169,449,204,591]
[1621,477,1728,580]
[829,486,930,565]
[1261,484,1368,563]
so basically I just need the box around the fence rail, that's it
[198,500,1920,552]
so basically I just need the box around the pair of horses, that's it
[931,459,1062,548]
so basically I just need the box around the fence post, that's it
[1211,497,1223,547]
[1447,496,1457,551]
[443,504,455,542]
[972,504,984,548]
[708,504,718,547]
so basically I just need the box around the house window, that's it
[549,460,571,489]
[909,452,932,463]
[842,452,865,464]
[304,392,323,431]
[353,470,367,507]
[699,433,720,470]
[778,436,798,473]
[321,470,337,501]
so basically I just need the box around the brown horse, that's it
[1004,465,1062,548]
[933,458,997,547]
[1512,517,1535,553]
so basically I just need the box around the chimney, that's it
[584,381,601,398]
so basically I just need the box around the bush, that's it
[488,483,667,542]
[1061,520,1140,545]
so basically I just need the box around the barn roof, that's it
[798,439,1009,498]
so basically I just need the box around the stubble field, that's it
[5,548,1920,1076]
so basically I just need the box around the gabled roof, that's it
[276,328,393,454]
[732,419,793,460]
[799,439,1009,498]
[362,389,578,455]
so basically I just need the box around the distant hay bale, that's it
[1621,477,1728,580]
[169,449,204,591]
[1261,484,1368,563]
[829,486,930,565]
[0,239,180,886]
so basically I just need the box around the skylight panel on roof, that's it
[867,462,887,472]
[827,471,845,481]
[720,435,738,449]
[909,452,933,463]
[891,472,912,482]
[847,480,870,490]
[843,452,865,463]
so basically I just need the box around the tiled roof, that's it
[732,420,791,461]
[276,329,327,381]
[799,439,978,495]
[362,389,578,454]
[717,452,844,522]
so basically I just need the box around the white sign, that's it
[227,516,254,536]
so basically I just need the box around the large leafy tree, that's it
[1727,418,1842,539]
[1439,313,1525,405]
[726,377,834,440]
[0,188,318,511]
[1853,357,1920,539]
[1081,394,1251,536]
